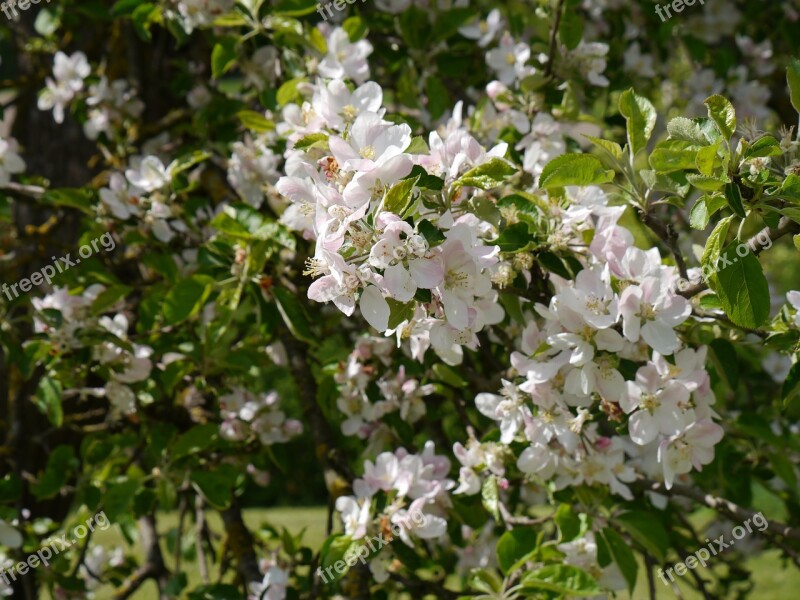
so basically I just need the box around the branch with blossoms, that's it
[1,1,800,599]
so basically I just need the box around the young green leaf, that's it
[619,89,656,156]
[787,58,800,115]
[704,95,736,141]
[539,154,614,189]
[714,242,770,328]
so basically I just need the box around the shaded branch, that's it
[637,479,800,543]
[680,216,800,298]
[114,515,170,600]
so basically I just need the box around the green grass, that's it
[65,507,800,599]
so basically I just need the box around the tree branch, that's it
[679,216,800,298]
[638,479,800,543]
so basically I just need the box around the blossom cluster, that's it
[334,442,452,582]
[333,336,433,438]
[32,285,154,415]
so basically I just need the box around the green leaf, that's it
[187,584,242,600]
[667,117,710,146]
[426,77,450,121]
[320,534,356,582]
[276,77,306,106]
[383,176,418,217]
[273,286,317,345]
[695,140,721,176]
[455,158,516,190]
[649,140,700,172]
[168,150,211,176]
[619,89,656,156]
[559,9,584,50]
[481,475,500,521]
[111,0,147,16]
[34,376,63,427]
[497,529,537,575]
[701,216,733,288]
[582,135,623,161]
[724,182,746,218]
[162,275,214,325]
[417,219,446,247]
[743,135,783,160]
[91,285,133,316]
[191,468,236,510]
[779,174,800,203]
[236,110,275,133]
[41,188,94,214]
[554,504,581,542]
[690,195,727,230]
[599,528,637,593]
[131,2,160,42]
[386,298,415,329]
[211,37,238,78]
[614,512,669,564]
[782,360,800,407]
[32,446,77,500]
[404,135,430,155]
[709,338,740,390]
[273,0,317,16]
[539,154,615,189]
[522,565,602,596]
[704,95,736,140]
[342,16,368,41]
[404,164,443,190]
[171,424,219,459]
[714,242,770,328]
[493,222,532,252]
[294,133,329,151]
[686,172,728,192]
[787,58,800,115]
[34,7,61,36]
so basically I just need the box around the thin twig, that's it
[638,479,800,542]
[544,0,566,78]
[680,216,800,298]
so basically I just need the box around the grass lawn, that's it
[66,506,800,599]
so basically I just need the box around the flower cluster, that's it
[334,336,433,438]
[334,442,452,581]
[457,187,723,496]
[32,286,154,415]
[218,386,303,445]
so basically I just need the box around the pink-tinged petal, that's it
[475,393,500,418]
[375,154,413,185]
[307,275,341,303]
[659,296,691,325]
[333,294,355,316]
[329,136,359,166]
[685,419,724,446]
[628,411,658,445]
[641,320,679,355]
[788,290,800,309]
[620,381,641,414]
[384,264,416,302]
[517,444,550,474]
[409,257,444,289]
[442,290,469,330]
[359,285,390,332]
